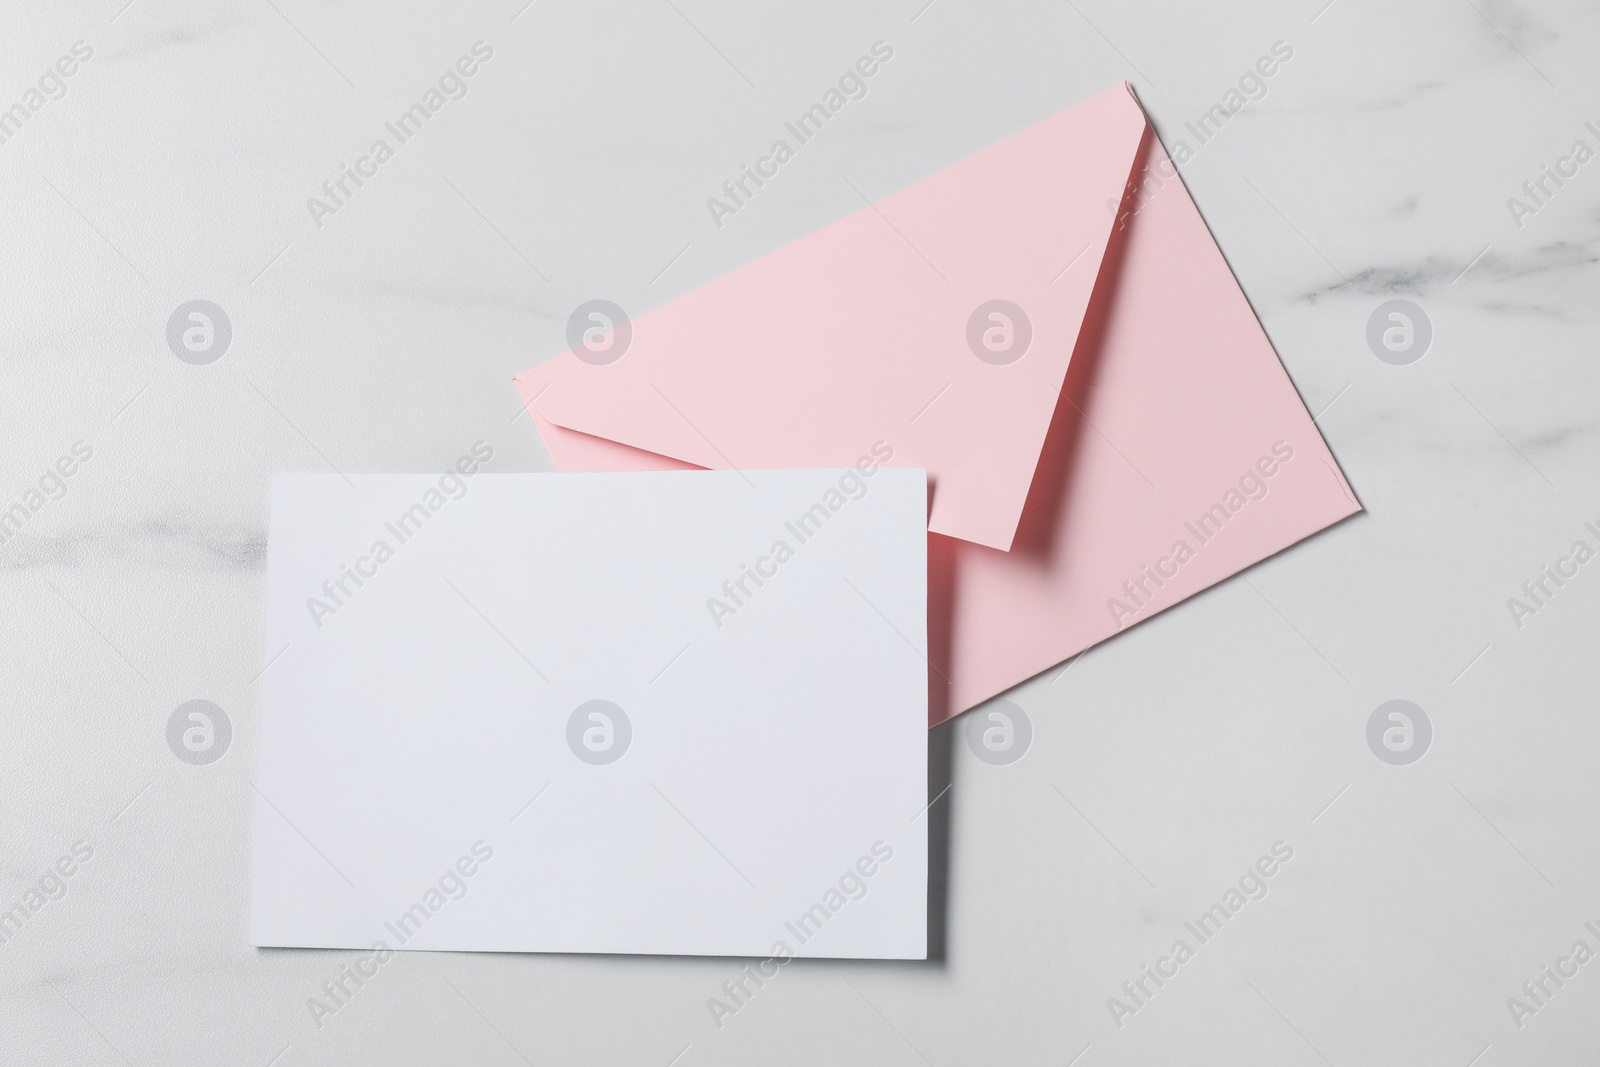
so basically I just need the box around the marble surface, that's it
[3,0,1599,1063]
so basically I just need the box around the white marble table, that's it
[3,0,1597,1063]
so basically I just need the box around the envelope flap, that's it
[516,83,1150,551]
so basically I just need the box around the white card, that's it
[250,467,927,959]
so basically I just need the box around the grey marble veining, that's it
[0,521,266,573]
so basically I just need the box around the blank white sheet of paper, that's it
[250,468,927,959]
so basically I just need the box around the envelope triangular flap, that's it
[519,83,1151,551]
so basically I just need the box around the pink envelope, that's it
[514,84,1360,726]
